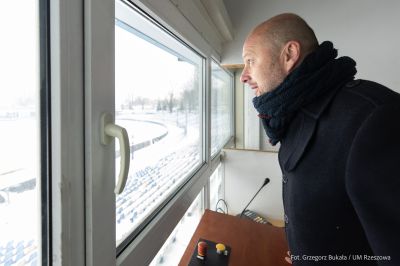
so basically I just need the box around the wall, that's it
[222,0,400,91]
[223,148,284,222]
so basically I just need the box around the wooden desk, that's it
[179,210,288,266]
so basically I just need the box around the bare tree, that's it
[133,97,149,110]
[167,92,175,113]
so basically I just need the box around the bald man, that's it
[241,14,400,265]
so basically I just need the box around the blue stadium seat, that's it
[16,247,25,261]
[28,251,38,263]
[30,258,38,266]
[4,253,14,266]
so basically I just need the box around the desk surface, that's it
[179,210,288,266]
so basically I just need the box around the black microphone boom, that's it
[240,177,270,218]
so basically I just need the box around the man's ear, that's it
[281,41,301,74]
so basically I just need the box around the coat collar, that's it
[300,82,344,120]
[279,83,344,172]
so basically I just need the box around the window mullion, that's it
[50,0,85,264]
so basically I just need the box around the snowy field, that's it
[0,117,39,266]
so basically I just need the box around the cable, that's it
[216,199,228,214]
[216,207,226,214]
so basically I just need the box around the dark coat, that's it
[279,79,400,265]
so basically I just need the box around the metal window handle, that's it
[101,113,130,194]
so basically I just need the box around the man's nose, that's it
[240,68,249,83]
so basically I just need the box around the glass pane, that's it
[149,191,203,266]
[210,164,225,213]
[0,1,40,265]
[211,61,233,156]
[115,12,203,246]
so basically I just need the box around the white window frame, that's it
[115,0,206,251]
[114,3,211,265]
[210,59,235,158]
[50,0,85,265]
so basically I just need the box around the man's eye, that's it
[247,59,254,65]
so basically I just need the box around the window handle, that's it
[101,113,130,194]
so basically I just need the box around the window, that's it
[81,1,232,264]
[211,61,233,157]
[0,1,45,265]
[149,190,204,266]
[115,1,204,250]
[210,163,225,213]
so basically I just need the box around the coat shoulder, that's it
[340,79,400,107]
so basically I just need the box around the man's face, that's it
[240,33,286,96]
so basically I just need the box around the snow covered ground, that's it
[0,117,39,265]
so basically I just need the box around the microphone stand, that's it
[240,178,270,218]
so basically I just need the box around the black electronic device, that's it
[240,209,269,224]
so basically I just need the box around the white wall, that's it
[243,83,260,149]
[223,148,284,221]
[222,0,400,91]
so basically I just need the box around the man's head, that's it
[240,13,318,96]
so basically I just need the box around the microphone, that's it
[240,178,270,218]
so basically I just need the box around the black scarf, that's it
[252,41,357,145]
